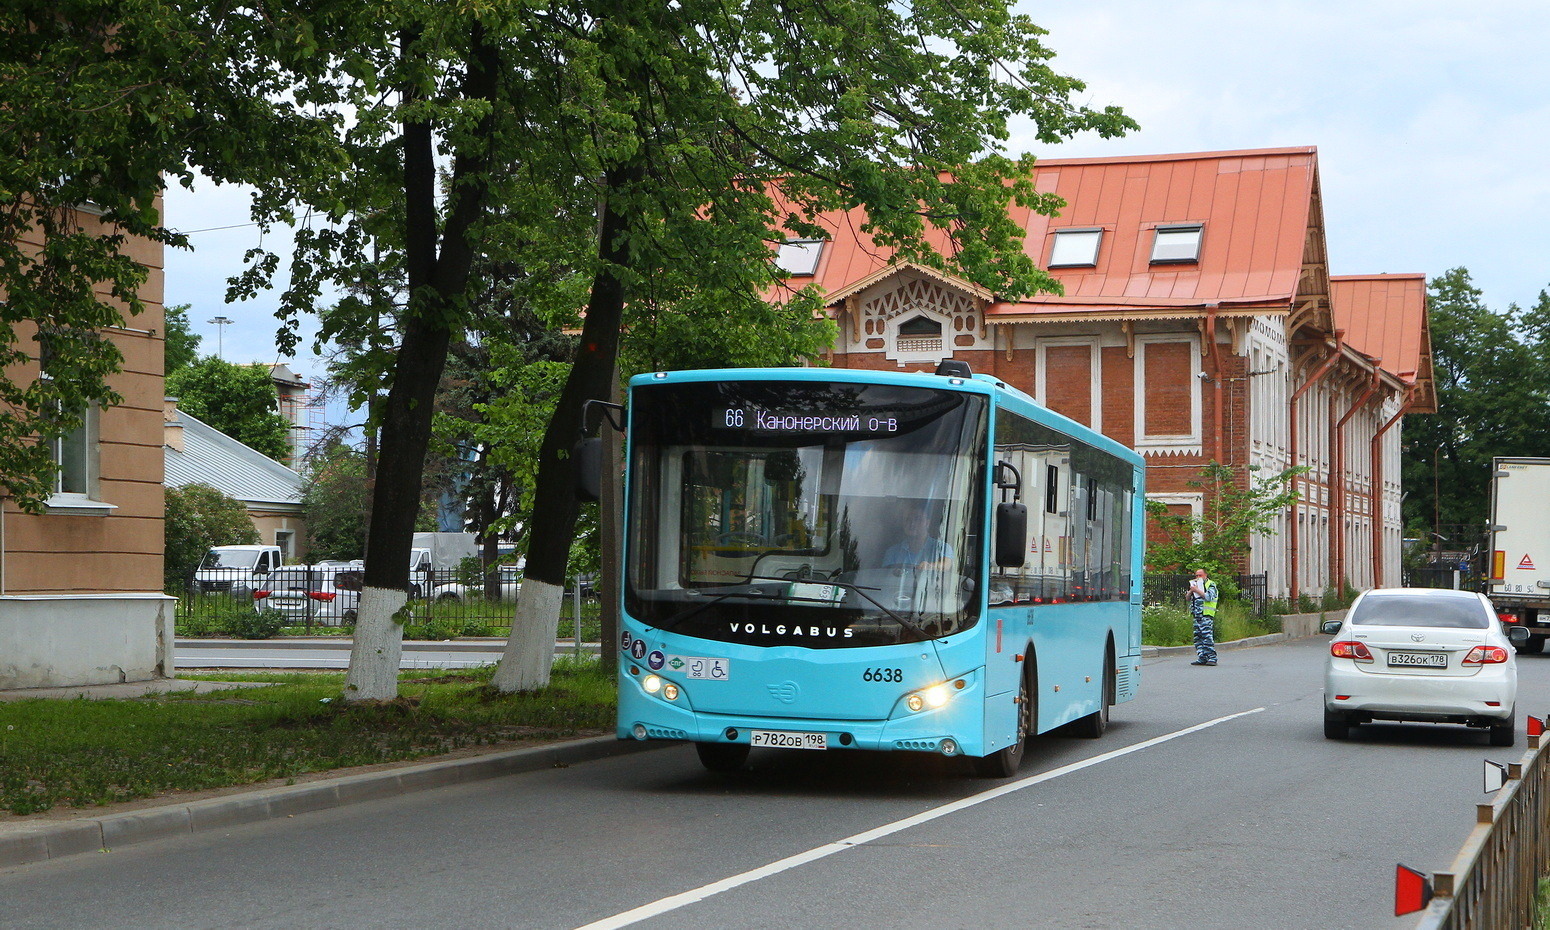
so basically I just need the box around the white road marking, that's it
[575,707,1266,930]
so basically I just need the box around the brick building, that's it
[777,148,1434,600]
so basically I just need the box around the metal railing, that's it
[175,562,598,638]
[1414,731,1550,928]
[1142,571,1269,617]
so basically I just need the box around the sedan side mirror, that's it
[1320,618,1343,635]
[1508,625,1531,645]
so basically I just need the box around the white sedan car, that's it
[1322,588,1529,745]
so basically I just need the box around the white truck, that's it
[1487,457,1550,652]
[408,532,479,597]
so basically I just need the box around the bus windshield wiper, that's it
[651,576,926,641]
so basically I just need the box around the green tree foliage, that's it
[167,357,292,462]
[301,443,370,562]
[1145,462,1303,579]
[163,304,201,376]
[1401,268,1550,535]
[18,1,1132,698]
[0,5,193,510]
[164,483,259,593]
[486,0,1135,691]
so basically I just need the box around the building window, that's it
[1049,228,1103,268]
[1150,224,1204,264]
[45,404,113,513]
[886,313,942,356]
[275,529,295,562]
[53,415,90,495]
[774,239,824,276]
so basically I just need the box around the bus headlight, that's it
[907,683,953,713]
[642,675,680,701]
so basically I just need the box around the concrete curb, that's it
[1139,610,1341,657]
[0,735,661,870]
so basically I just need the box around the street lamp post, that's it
[1433,443,1443,573]
[207,316,232,359]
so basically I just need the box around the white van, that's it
[192,545,283,597]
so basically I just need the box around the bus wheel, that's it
[695,741,750,773]
[1068,652,1114,739]
[973,668,1031,778]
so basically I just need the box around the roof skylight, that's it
[1150,224,1204,264]
[1049,228,1103,268]
[775,239,825,276]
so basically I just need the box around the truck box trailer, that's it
[1488,457,1550,652]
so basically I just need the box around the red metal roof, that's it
[1331,273,1436,411]
[781,147,1321,319]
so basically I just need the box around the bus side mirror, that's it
[574,437,603,503]
[995,502,1027,568]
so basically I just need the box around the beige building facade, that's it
[0,204,175,688]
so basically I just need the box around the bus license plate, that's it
[1388,652,1447,668]
[750,730,827,750]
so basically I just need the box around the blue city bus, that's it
[590,360,1145,777]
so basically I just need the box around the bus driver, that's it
[882,504,955,572]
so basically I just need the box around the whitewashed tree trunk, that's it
[490,579,564,692]
[344,586,408,702]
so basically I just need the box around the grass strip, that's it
[0,660,613,817]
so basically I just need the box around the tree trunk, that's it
[598,376,623,674]
[344,23,497,701]
[491,162,639,693]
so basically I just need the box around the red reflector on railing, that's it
[1394,864,1433,916]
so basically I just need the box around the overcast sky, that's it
[163,1,1550,394]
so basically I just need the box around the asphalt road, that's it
[8,636,1550,930]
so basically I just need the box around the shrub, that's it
[227,608,287,640]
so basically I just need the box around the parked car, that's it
[191,545,283,597]
[1322,587,1530,744]
[431,563,523,603]
[253,565,361,625]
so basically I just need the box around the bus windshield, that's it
[625,380,987,648]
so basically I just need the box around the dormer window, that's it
[1150,224,1203,264]
[1049,228,1103,268]
[774,239,825,276]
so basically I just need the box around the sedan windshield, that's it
[625,379,986,648]
[1349,593,1490,629]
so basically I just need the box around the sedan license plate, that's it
[1388,652,1447,669]
[750,729,827,750]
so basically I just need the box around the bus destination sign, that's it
[717,407,900,435]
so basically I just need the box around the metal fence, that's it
[1414,731,1550,929]
[176,563,597,637]
[1404,566,1487,593]
[1143,571,1269,617]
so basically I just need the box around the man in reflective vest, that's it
[1188,567,1219,666]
